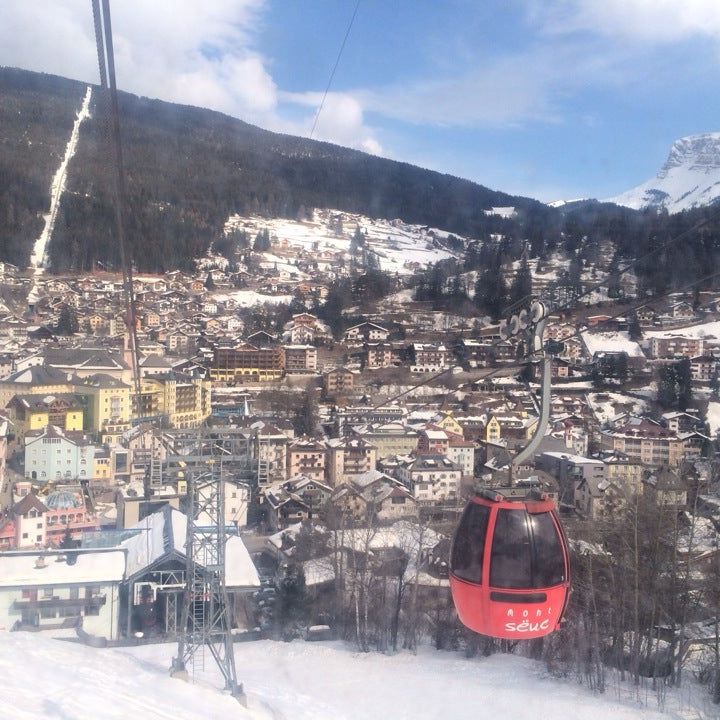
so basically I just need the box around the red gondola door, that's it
[449,494,570,640]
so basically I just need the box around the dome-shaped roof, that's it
[45,490,83,510]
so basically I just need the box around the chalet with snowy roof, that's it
[643,467,688,508]
[0,549,125,638]
[329,470,417,522]
[263,475,333,530]
[343,321,390,345]
[455,338,515,368]
[363,342,404,370]
[600,417,700,468]
[326,437,377,486]
[665,300,697,321]
[264,488,312,530]
[246,330,278,346]
[411,343,451,373]
[661,411,705,435]
[394,454,462,504]
[689,355,719,382]
[281,313,331,345]
[287,438,327,482]
[166,328,195,353]
[417,427,449,455]
[349,422,418,459]
[118,506,260,637]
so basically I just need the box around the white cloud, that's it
[280,91,383,155]
[356,51,560,128]
[0,0,380,154]
[541,0,720,42]
[351,40,632,129]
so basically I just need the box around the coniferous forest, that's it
[2,65,720,303]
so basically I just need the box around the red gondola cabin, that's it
[449,490,570,640]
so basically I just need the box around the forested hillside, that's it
[0,69,82,266]
[0,67,550,273]
[2,65,720,292]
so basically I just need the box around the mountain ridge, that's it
[608,132,720,213]
[0,66,553,273]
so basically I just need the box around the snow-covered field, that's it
[586,391,650,425]
[1,632,706,720]
[224,209,467,275]
[213,289,294,307]
[644,321,720,340]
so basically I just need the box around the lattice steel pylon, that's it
[170,431,245,705]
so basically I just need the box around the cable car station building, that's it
[118,506,260,638]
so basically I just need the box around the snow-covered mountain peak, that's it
[659,132,720,177]
[607,132,720,213]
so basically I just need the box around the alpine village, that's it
[2,65,720,707]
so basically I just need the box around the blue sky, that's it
[2,0,720,202]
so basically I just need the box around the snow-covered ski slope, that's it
[225,209,468,275]
[30,85,92,273]
[1,632,706,720]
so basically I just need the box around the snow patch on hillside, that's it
[586,392,650,426]
[30,86,92,273]
[644,320,720,340]
[547,198,588,208]
[213,290,293,307]
[224,209,468,275]
[706,401,720,437]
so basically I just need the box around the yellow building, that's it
[485,413,537,443]
[6,393,85,444]
[436,412,464,438]
[138,372,211,429]
[0,365,75,410]
[485,416,502,443]
[75,374,132,443]
[93,448,113,480]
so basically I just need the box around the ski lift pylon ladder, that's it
[170,427,245,705]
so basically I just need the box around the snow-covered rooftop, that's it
[581,331,645,358]
[644,320,720,340]
[0,549,125,587]
[121,507,259,588]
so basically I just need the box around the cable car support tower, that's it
[169,430,246,705]
[89,1,245,701]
